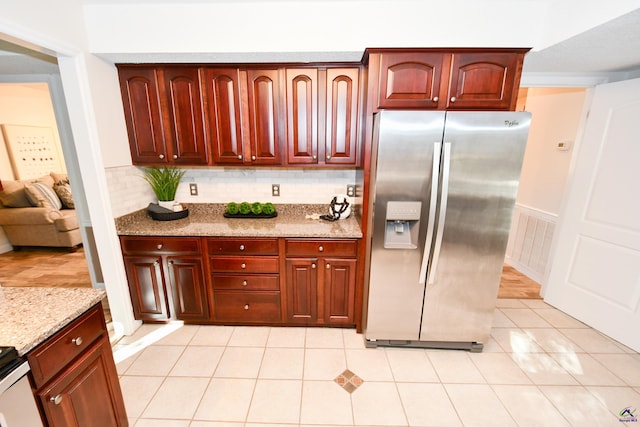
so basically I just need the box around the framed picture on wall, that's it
[1,124,63,180]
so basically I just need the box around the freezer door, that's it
[366,110,446,341]
[420,112,531,343]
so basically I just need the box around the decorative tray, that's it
[147,203,189,221]
[223,212,277,219]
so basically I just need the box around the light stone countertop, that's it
[115,203,363,238]
[0,287,106,356]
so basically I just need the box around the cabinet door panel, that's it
[447,52,521,110]
[118,67,169,164]
[378,53,447,109]
[38,339,127,427]
[324,258,356,323]
[246,69,282,165]
[123,256,169,321]
[203,68,245,164]
[162,67,209,164]
[285,258,318,323]
[325,68,359,165]
[286,68,318,164]
[167,256,209,321]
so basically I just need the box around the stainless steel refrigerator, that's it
[364,110,531,352]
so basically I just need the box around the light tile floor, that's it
[113,299,640,427]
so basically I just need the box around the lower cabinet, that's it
[285,239,357,325]
[207,237,281,324]
[27,304,127,427]
[121,236,209,322]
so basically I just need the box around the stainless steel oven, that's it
[0,348,43,427]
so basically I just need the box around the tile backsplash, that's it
[105,166,357,218]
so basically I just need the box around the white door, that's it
[544,77,640,352]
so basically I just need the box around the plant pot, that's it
[158,200,175,210]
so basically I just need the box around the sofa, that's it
[0,173,82,249]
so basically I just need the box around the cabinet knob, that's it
[312,155,317,160]
[157,244,163,250]
[326,263,331,269]
[168,260,174,265]
[312,263,316,269]
[241,263,246,269]
[251,155,256,161]
[242,280,248,287]
[244,304,249,310]
[318,245,324,252]
[72,337,83,346]
[326,154,331,160]
[50,394,63,405]
[237,155,243,160]
[433,96,439,102]
[173,154,178,160]
[450,96,457,103]
[239,244,245,251]
[154,261,160,266]
[159,154,165,159]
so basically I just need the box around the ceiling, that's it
[1,7,639,77]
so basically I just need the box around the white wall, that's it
[83,0,546,60]
[517,87,587,215]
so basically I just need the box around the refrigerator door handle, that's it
[418,142,442,286]
[427,142,451,285]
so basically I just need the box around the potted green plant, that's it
[142,166,186,209]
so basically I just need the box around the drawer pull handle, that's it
[159,154,165,160]
[312,263,316,269]
[318,245,324,252]
[244,304,249,310]
[157,244,163,250]
[242,280,248,286]
[239,245,245,251]
[173,154,178,159]
[238,155,242,160]
[72,337,83,346]
[433,96,439,102]
[50,394,63,405]
[326,263,331,269]
[450,96,457,103]
[241,263,246,269]
[251,155,256,161]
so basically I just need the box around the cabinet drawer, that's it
[210,256,279,273]
[212,274,280,291]
[121,237,201,254]
[27,304,105,388]
[285,239,358,257]
[206,238,279,255]
[213,291,281,322]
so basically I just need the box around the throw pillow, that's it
[54,181,75,209]
[50,172,68,185]
[24,182,63,210]
[0,180,31,207]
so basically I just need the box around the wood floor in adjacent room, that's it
[0,247,542,299]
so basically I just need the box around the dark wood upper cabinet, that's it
[368,48,528,111]
[118,67,169,164]
[446,51,523,110]
[161,67,209,164]
[378,52,448,109]
[286,68,319,165]
[325,68,360,165]
[202,68,245,164]
[245,69,283,165]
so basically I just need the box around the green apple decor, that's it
[224,201,277,218]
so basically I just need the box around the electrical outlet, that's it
[272,184,280,197]
[346,185,356,197]
[189,183,198,196]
